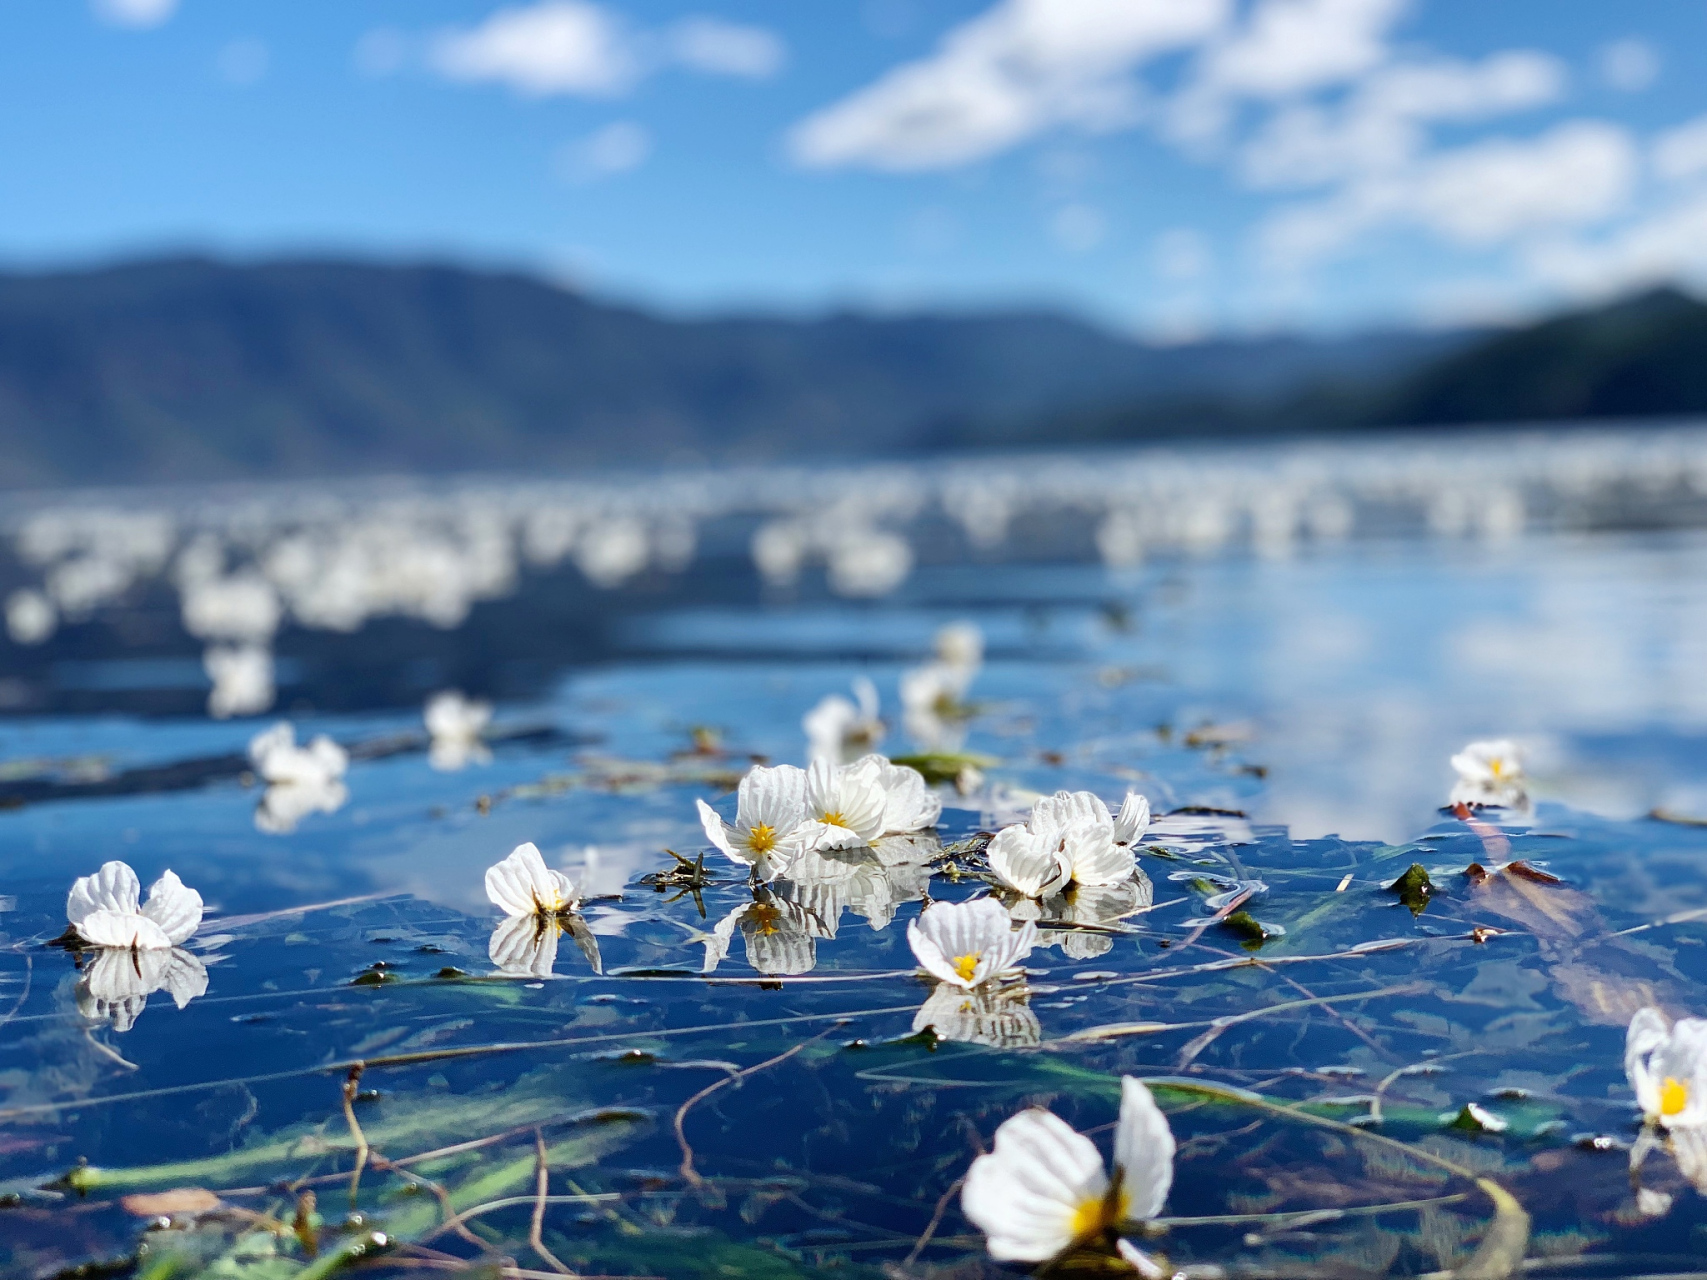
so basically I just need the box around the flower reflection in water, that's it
[488,912,602,978]
[703,890,822,977]
[76,945,209,1033]
[1016,875,1154,961]
[912,981,1041,1049]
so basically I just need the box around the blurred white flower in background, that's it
[803,677,883,764]
[5,588,56,645]
[204,643,275,719]
[1627,1006,1707,1196]
[1449,738,1528,808]
[425,689,493,770]
[249,721,349,833]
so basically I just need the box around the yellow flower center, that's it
[1489,759,1506,778]
[820,810,846,828]
[1662,1076,1689,1117]
[746,824,777,855]
[749,903,782,935]
[952,952,981,982]
[1069,1188,1128,1241]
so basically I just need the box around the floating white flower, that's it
[696,762,807,878]
[962,1077,1175,1265]
[77,945,208,1033]
[249,721,349,833]
[854,753,942,835]
[1112,792,1151,848]
[1449,739,1528,808]
[912,981,1040,1048]
[987,790,1138,899]
[934,621,984,672]
[484,844,600,976]
[249,721,348,787]
[803,678,883,765]
[798,756,887,852]
[204,643,275,719]
[425,689,493,771]
[67,861,203,950]
[908,897,1035,990]
[485,842,576,916]
[901,663,971,752]
[1627,1006,1707,1191]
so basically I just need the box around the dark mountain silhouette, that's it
[0,256,1462,486]
[1006,287,1707,447]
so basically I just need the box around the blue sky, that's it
[2,0,1705,336]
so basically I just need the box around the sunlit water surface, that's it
[7,525,1707,1277]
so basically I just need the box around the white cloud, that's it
[1240,50,1566,189]
[787,0,1229,171]
[432,1,639,97]
[669,16,785,79]
[92,0,175,27]
[1172,0,1408,143]
[554,120,652,183]
[1262,121,1638,269]
[1599,38,1659,94]
[216,38,270,88]
[1653,114,1707,184]
[1526,191,1707,301]
[1155,227,1212,281]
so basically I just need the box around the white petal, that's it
[160,949,210,1009]
[77,910,174,950]
[140,870,203,945]
[1628,1006,1671,1118]
[1063,821,1134,887]
[740,763,808,835]
[1665,1017,1707,1128]
[908,916,967,988]
[1114,1077,1175,1222]
[864,756,942,834]
[912,983,1041,1048]
[247,721,295,773]
[307,735,349,779]
[987,824,1067,897]
[67,861,141,927]
[1116,1239,1168,1280]
[962,1108,1107,1262]
[697,797,751,867]
[1674,1123,1707,1193]
[1031,790,1112,841]
[489,914,559,977]
[1112,793,1151,846]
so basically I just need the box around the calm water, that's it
[7,517,1707,1278]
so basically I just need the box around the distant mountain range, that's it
[0,256,1701,487]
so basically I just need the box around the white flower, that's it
[852,753,942,834]
[962,1077,1175,1263]
[912,982,1040,1048]
[934,621,984,671]
[901,662,971,752]
[1628,1007,1707,1193]
[485,842,577,916]
[987,790,1138,898]
[797,756,887,852]
[67,861,203,950]
[696,763,807,878]
[425,690,493,771]
[77,946,208,1033]
[248,721,348,787]
[908,897,1035,990]
[803,678,883,765]
[205,643,275,719]
[1112,792,1151,847]
[1449,739,1528,807]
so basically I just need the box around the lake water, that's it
[8,432,1707,1278]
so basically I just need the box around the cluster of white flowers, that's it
[987,789,1150,899]
[801,621,985,766]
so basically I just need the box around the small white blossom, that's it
[803,678,883,765]
[908,897,1035,990]
[962,1077,1175,1263]
[248,721,349,833]
[67,861,203,950]
[1628,1006,1707,1193]
[485,842,577,916]
[987,790,1138,898]
[696,762,808,878]
[205,643,275,719]
[797,756,888,852]
[425,690,493,771]
[934,621,984,671]
[1449,739,1528,808]
[853,753,942,834]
